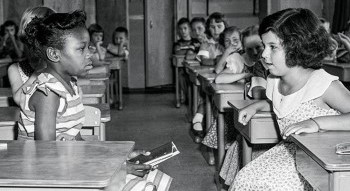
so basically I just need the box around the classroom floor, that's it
[106,92,217,191]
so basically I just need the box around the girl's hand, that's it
[238,105,257,125]
[126,162,152,177]
[338,33,350,51]
[225,45,238,55]
[282,119,320,139]
[127,150,151,160]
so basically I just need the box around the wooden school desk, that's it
[209,82,245,170]
[291,132,350,191]
[105,57,125,110]
[184,63,214,117]
[197,72,216,165]
[0,88,14,107]
[172,54,185,108]
[182,60,200,119]
[81,84,107,104]
[82,66,111,104]
[0,140,134,191]
[228,100,280,166]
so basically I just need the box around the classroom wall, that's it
[0,0,96,28]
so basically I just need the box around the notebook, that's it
[128,142,180,166]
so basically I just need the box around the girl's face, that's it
[5,25,16,36]
[209,20,225,40]
[261,31,288,76]
[91,32,103,44]
[243,34,264,62]
[114,32,127,45]
[224,31,242,49]
[178,23,191,39]
[60,28,93,77]
[191,22,205,39]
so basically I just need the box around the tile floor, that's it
[106,93,217,191]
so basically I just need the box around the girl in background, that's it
[107,26,129,58]
[0,20,24,59]
[8,7,55,109]
[192,12,227,139]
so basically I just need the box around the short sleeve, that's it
[225,53,245,73]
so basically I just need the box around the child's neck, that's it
[279,67,314,95]
[182,36,191,41]
[44,66,76,96]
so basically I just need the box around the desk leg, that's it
[187,82,192,121]
[205,94,211,132]
[100,123,106,141]
[242,137,252,166]
[217,112,225,171]
[175,66,180,108]
[193,84,198,116]
[110,71,115,106]
[106,79,110,104]
[118,69,123,110]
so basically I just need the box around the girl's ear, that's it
[46,47,60,62]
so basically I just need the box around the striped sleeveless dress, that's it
[18,73,85,140]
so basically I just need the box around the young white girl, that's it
[201,26,245,149]
[8,6,55,109]
[0,20,24,59]
[185,17,206,60]
[192,13,226,139]
[231,8,350,190]
[88,23,106,62]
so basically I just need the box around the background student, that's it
[185,17,206,60]
[8,6,55,109]
[173,17,194,55]
[191,12,227,139]
[0,20,24,59]
[88,23,106,62]
[107,26,129,58]
[232,8,350,190]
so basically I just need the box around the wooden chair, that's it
[81,105,102,141]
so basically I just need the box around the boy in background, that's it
[107,26,129,58]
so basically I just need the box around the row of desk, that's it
[173,55,350,191]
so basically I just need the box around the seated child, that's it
[8,7,55,109]
[196,12,226,66]
[0,20,24,59]
[185,17,206,60]
[231,8,350,190]
[173,18,194,55]
[19,11,171,190]
[107,26,129,58]
[191,13,226,140]
[88,23,106,62]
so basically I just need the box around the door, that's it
[145,0,174,87]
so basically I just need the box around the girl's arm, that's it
[338,33,350,52]
[30,89,60,140]
[95,42,105,60]
[283,80,350,138]
[8,64,38,107]
[215,46,238,74]
[238,100,272,125]
[215,68,252,83]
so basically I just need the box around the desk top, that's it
[210,82,245,94]
[0,88,12,97]
[197,72,216,82]
[81,85,106,98]
[323,61,350,68]
[0,140,134,188]
[183,60,200,67]
[228,100,275,118]
[291,132,350,171]
[186,65,214,74]
[86,103,111,123]
[106,57,125,70]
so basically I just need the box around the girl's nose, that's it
[261,48,268,60]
